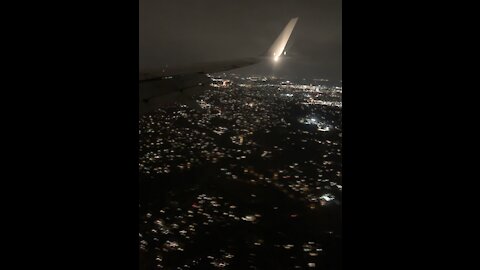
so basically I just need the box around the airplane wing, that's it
[139,17,298,113]
[139,57,261,82]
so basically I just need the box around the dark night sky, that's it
[140,0,342,81]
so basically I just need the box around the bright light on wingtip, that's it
[274,56,279,62]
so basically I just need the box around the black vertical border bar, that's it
[3,1,140,268]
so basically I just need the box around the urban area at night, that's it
[139,74,342,269]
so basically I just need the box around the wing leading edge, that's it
[139,17,299,113]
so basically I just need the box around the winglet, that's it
[264,17,299,60]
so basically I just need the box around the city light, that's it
[139,74,342,269]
